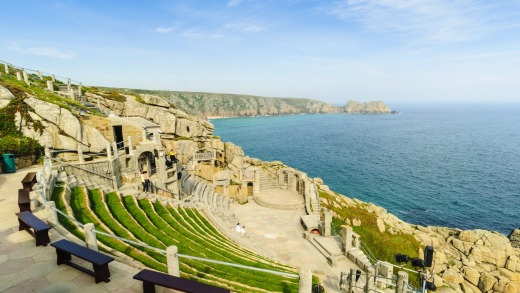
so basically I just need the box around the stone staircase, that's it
[259,171,280,191]
[347,247,373,272]
[308,235,346,267]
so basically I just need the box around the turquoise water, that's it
[211,104,520,234]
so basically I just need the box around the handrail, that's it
[360,240,378,265]
[0,59,82,84]
[48,157,114,180]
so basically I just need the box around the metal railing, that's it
[360,240,378,265]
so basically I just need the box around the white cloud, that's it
[155,26,174,33]
[227,0,243,7]
[8,44,76,59]
[224,22,264,33]
[327,0,515,43]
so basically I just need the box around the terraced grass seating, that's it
[51,239,114,283]
[56,184,300,292]
[16,211,51,246]
[21,172,37,191]
[134,269,230,293]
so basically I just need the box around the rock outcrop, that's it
[112,89,392,117]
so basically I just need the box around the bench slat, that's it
[17,211,50,231]
[134,269,230,293]
[51,239,114,266]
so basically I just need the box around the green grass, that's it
[57,187,300,292]
[50,185,84,241]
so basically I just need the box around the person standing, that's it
[141,170,150,193]
[169,149,178,163]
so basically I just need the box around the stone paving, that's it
[0,165,361,292]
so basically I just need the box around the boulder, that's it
[460,280,481,293]
[478,273,497,292]
[139,94,170,108]
[508,229,520,249]
[443,268,464,284]
[0,85,14,108]
[24,97,61,125]
[462,266,480,286]
[352,218,361,226]
[376,218,385,233]
[504,281,520,293]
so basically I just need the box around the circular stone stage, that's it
[254,188,305,210]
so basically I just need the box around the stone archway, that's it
[138,151,156,176]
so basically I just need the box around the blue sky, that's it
[1,0,520,104]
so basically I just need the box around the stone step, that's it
[307,236,345,267]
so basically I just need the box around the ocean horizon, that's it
[211,103,520,235]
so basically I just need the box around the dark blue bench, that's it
[133,269,230,293]
[16,211,50,246]
[51,239,114,283]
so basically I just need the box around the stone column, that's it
[298,267,312,293]
[47,80,54,91]
[38,70,43,79]
[52,74,55,82]
[128,136,133,155]
[84,223,98,251]
[106,142,112,161]
[112,142,118,158]
[69,87,75,101]
[379,262,393,279]
[45,201,58,226]
[167,246,180,277]
[67,78,71,92]
[340,270,349,290]
[112,175,118,190]
[78,82,82,98]
[16,71,22,81]
[4,63,8,74]
[142,129,147,141]
[22,69,29,84]
[396,271,408,293]
[341,225,353,254]
[365,267,375,293]
[77,144,84,163]
[44,146,51,158]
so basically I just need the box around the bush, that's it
[0,135,43,157]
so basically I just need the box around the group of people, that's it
[235,223,247,236]
[141,150,179,192]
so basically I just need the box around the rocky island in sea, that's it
[1,62,519,293]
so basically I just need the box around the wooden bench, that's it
[18,188,32,213]
[16,211,51,246]
[21,172,37,191]
[133,269,230,293]
[51,239,114,283]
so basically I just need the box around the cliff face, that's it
[115,89,391,117]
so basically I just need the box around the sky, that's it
[1,0,520,105]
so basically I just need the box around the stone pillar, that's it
[365,267,375,293]
[4,63,8,74]
[112,142,118,158]
[16,71,22,81]
[341,225,353,254]
[47,80,53,91]
[142,129,147,141]
[319,208,332,237]
[112,175,118,190]
[167,246,180,277]
[340,270,349,290]
[45,201,58,226]
[52,74,55,82]
[379,262,393,279]
[396,271,408,293]
[84,223,98,251]
[128,136,133,155]
[69,87,75,101]
[106,142,112,161]
[44,146,51,158]
[349,268,356,292]
[77,144,84,163]
[298,267,312,293]
[38,70,43,79]
[78,82,82,98]
[67,78,71,92]
[22,69,29,84]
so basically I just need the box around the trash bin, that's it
[2,153,16,173]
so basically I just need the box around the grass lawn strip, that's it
[181,208,294,271]
[72,188,166,271]
[51,184,84,241]
[161,204,298,288]
[122,195,178,246]
[89,191,167,267]
[152,201,296,289]
[105,193,166,250]
[136,199,181,245]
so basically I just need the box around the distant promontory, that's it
[117,89,392,117]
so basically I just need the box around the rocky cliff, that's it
[112,88,392,117]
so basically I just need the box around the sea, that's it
[211,103,520,235]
